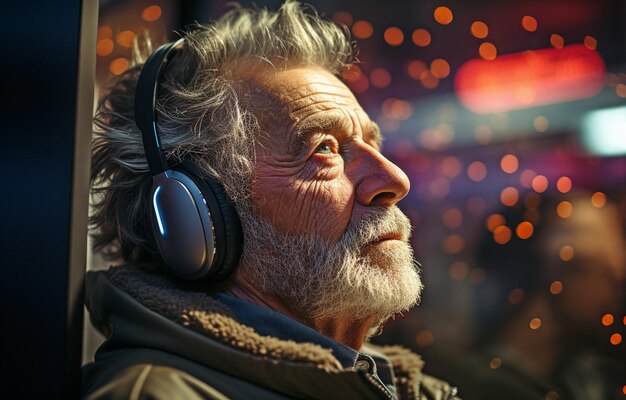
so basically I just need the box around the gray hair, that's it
[90,0,357,266]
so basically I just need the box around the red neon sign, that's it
[454,44,605,114]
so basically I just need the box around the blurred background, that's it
[93,0,626,398]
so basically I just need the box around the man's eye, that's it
[315,143,334,154]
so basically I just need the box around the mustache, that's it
[341,206,413,250]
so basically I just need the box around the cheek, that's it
[252,164,354,239]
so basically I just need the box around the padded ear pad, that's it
[174,161,243,281]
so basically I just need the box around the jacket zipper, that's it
[362,371,396,400]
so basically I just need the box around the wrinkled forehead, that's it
[236,66,382,147]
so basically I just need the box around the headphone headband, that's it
[134,38,185,175]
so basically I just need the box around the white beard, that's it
[238,206,423,324]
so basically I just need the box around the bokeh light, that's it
[486,213,506,232]
[142,5,161,22]
[442,207,463,229]
[529,317,542,330]
[441,156,462,178]
[531,175,549,193]
[559,245,574,261]
[416,330,434,346]
[332,11,353,27]
[610,333,622,345]
[591,192,607,208]
[449,261,470,280]
[470,21,488,39]
[116,30,135,48]
[430,58,450,79]
[516,221,534,239]
[412,29,431,47]
[583,35,597,50]
[442,234,465,254]
[479,42,497,60]
[556,201,573,218]
[520,169,537,188]
[352,20,374,39]
[489,357,502,369]
[384,27,404,46]
[493,225,512,245]
[500,187,519,207]
[550,34,564,49]
[534,116,549,132]
[467,161,487,181]
[109,57,129,75]
[96,39,114,56]
[556,177,572,193]
[602,314,615,326]
[407,60,427,80]
[549,281,563,295]
[522,16,538,32]
[370,68,391,88]
[434,6,453,25]
[501,154,519,174]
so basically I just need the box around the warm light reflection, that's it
[516,221,533,239]
[556,201,573,218]
[602,314,615,326]
[591,192,607,208]
[479,42,497,60]
[443,234,465,255]
[97,26,112,39]
[467,161,487,181]
[610,333,622,345]
[531,175,549,193]
[556,177,572,193]
[434,6,453,25]
[412,29,431,47]
[493,225,512,245]
[559,245,574,261]
[370,68,391,88]
[342,65,362,82]
[500,187,519,207]
[550,34,564,49]
[471,21,488,39]
[416,330,435,346]
[420,71,440,89]
[529,317,542,330]
[486,214,506,232]
[522,16,538,32]
[384,27,404,46]
[441,156,462,178]
[442,207,463,229]
[352,20,374,39]
[549,281,563,295]
[501,154,519,174]
[142,5,162,22]
[520,169,537,188]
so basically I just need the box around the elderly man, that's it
[82,1,459,399]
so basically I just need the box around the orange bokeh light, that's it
[370,68,391,88]
[449,261,470,281]
[434,6,453,25]
[549,281,563,295]
[493,225,512,245]
[500,187,519,207]
[591,192,606,208]
[96,39,114,56]
[520,169,537,188]
[467,161,487,182]
[421,72,439,89]
[556,201,573,218]
[531,175,548,193]
[352,20,374,39]
[117,30,135,48]
[556,176,572,193]
[109,57,129,75]
[384,27,404,46]
[559,245,574,261]
[342,65,362,82]
[412,29,431,47]
[442,207,463,229]
[479,42,497,60]
[501,154,519,174]
[486,213,506,232]
[550,34,564,49]
[142,5,162,22]
[407,60,427,80]
[601,314,614,326]
[97,26,112,40]
[442,234,465,254]
[522,16,538,32]
[471,21,488,39]
[516,221,534,239]
[610,333,622,345]
[430,58,450,79]
[584,35,597,50]
[332,11,353,27]
[489,357,502,369]
[529,317,542,330]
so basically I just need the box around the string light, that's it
[430,58,450,79]
[583,35,597,50]
[116,30,135,48]
[529,317,542,330]
[602,314,614,326]
[407,60,427,80]
[531,175,548,193]
[520,169,537,188]
[559,245,574,261]
[479,42,497,60]
[142,5,161,22]
[493,225,512,244]
[109,57,129,75]
[556,201,573,218]
[486,213,506,232]
[501,154,519,174]
[489,357,502,369]
[556,177,572,193]
[96,39,114,56]
[516,221,533,239]
[591,192,607,208]
[470,21,488,39]
[610,333,622,345]
[549,281,563,295]
[500,187,519,207]
[550,34,564,49]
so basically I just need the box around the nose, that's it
[353,144,410,207]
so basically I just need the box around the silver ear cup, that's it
[149,170,216,279]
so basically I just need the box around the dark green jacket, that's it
[82,266,459,400]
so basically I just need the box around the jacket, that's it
[81,265,459,400]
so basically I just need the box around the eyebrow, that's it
[293,116,384,149]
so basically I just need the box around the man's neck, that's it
[215,270,374,351]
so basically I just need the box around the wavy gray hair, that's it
[90,0,356,266]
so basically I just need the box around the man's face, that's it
[249,66,410,247]
[234,66,421,322]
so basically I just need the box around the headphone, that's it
[134,38,243,281]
